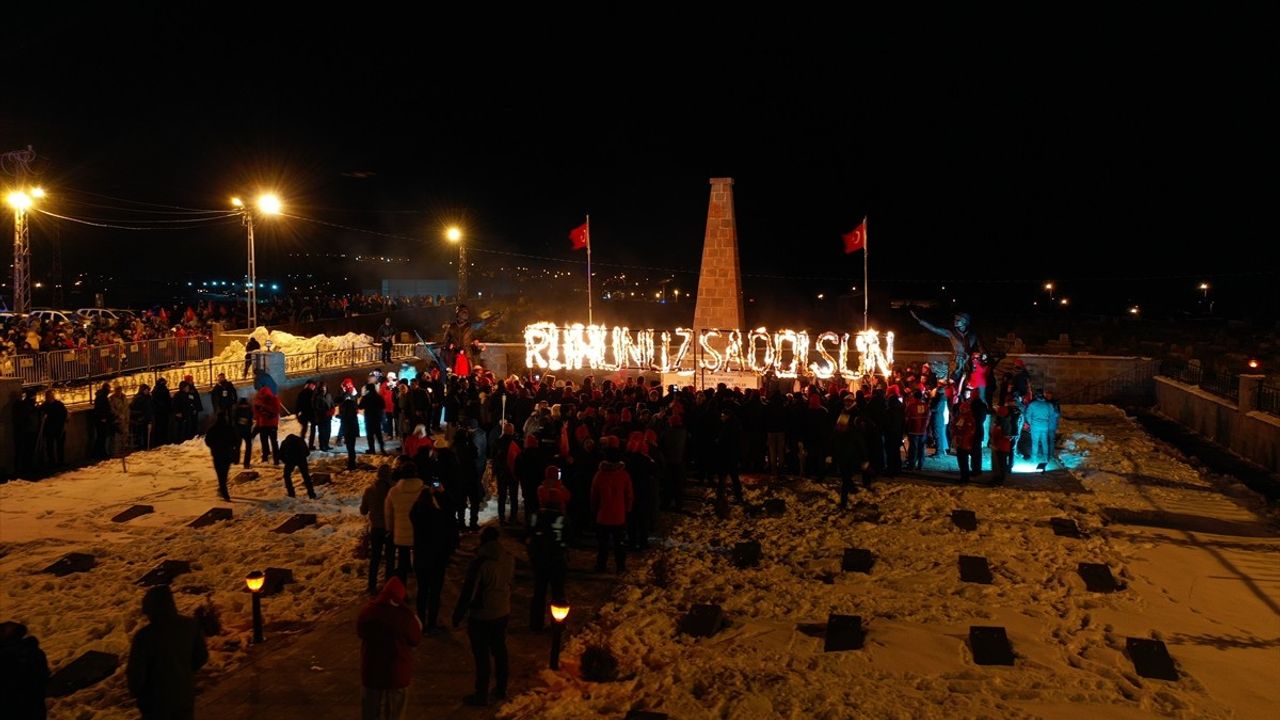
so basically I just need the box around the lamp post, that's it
[232,194,282,330]
[245,571,266,643]
[6,186,44,314]
[1044,281,1055,301]
[446,226,466,301]
[549,602,570,670]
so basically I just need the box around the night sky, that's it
[3,8,1273,316]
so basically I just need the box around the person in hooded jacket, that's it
[311,381,334,452]
[0,621,48,720]
[356,577,421,720]
[591,442,633,573]
[360,383,386,454]
[150,377,172,447]
[490,423,520,525]
[174,381,203,442]
[452,527,515,707]
[383,462,425,586]
[211,373,237,419]
[252,386,281,464]
[109,385,130,451]
[624,431,656,549]
[204,414,238,501]
[129,385,154,451]
[514,434,546,526]
[410,479,459,632]
[452,426,482,530]
[232,398,255,468]
[339,393,361,471]
[126,585,208,720]
[279,433,316,499]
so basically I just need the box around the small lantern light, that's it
[245,571,265,593]
[550,603,570,623]
[246,571,266,643]
[549,602,571,670]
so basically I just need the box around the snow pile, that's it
[215,328,375,363]
[500,406,1278,719]
[0,418,410,720]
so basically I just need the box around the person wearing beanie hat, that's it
[357,576,422,718]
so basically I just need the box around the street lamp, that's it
[232,194,283,330]
[1044,281,1055,301]
[549,602,570,670]
[6,186,45,314]
[1198,282,1210,298]
[446,226,466,301]
[245,571,266,643]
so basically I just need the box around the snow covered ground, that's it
[501,405,1280,720]
[0,415,484,720]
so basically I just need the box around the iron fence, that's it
[7,337,214,388]
[282,343,416,376]
[1257,383,1280,416]
[1158,358,1239,403]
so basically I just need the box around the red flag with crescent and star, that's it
[842,218,867,254]
[569,221,589,250]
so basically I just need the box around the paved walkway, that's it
[195,527,624,719]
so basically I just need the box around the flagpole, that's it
[863,216,869,331]
[586,214,593,326]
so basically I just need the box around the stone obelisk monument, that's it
[681,177,756,389]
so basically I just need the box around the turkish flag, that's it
[842,218,866,254]
[569,222,589,250]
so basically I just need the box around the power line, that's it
[33,208,239,231]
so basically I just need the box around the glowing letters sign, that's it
[524,323,894,379]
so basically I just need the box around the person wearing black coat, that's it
[129,386,154,451]
[528,496,568,631]
[452,427,482,530]
[40,390,68,468]
[232,398,255,468]
[359,383,386,454]
[12,389,39,477]
[126,586,208,720]
[211,373,237,419]
[338,395,361,470]
[715,408,744,504]
[150,378,172,447]
[174,381,203,442]
[92,382,112,458]
[832,396,870,507]
[279,433,316,499]
[311,382,333,451]
[883,389,907,477]
[410,481,459,632]
[204,414,238,501]
[243,336,261,378]
[0,621,48,719]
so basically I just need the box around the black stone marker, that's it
[46,650,118,697]
[137,559,192,587]
[273,513,318,534]
[842,548,874,574]
[233,470,259,484]
[678,604,725,638]
[952,509,978,531]
[625,712,668,720]
[1050,517,1082,538]
[763,498,786,517]
[969,626,1015,665]
[43,552,96,577]
[732,540,761,569]
[311,472,332,485]
[959,555,993,584]
[111,505,154,523]
[823,614,865,652]
[188,507,233,529]
[261,566,295,596]
[1126,638,1179,680]
[1078,563,1121,593]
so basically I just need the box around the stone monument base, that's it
[663,370,759,391]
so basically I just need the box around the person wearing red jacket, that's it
[903,389,931,470]
[590,441,633,573]
[951,403,977,484]
[252,386,281,465]
[989,406,1013,485]
[537,464,571,514]
[356,576,422,719]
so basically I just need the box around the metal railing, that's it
[282,343,416,376]
[1257,383,1280,416]
[1159,358,1240,403]
[6,337,214,388]
[1056,359,1159,405]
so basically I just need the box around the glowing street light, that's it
[445,226,467,300]
[550,602,570,670]
[1044,281,1055,301]
[1060,298,1069,306]
[7,185,45,313]
[245,571,266,643]
[1247,358,1260,370]
[1198,282,1210,298]
[1129,306,1140,315]
[232,193,284,329]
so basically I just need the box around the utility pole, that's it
[3,146,39,314]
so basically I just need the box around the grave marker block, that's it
[43,552,96,577]
[1078,563,1121,593]
[46,650,118,697]
[678,604,725,638]
[1050,517,1082,538]
[137,559,192,587]
[233,471,260,484]
[969,626,1015,665]
[763,498,786,517]
[959,555,993,584]
[261,567,295,596]
[625,712,669,720]
[311,472,332,485]
[273,513,317,534]
[951,509,978,531]
[732,541,761,569]
[188,507,233,528]
[823,614,865,652]
[1126,638,1179,680]
[111,505,154,523]
[842,548,874,574]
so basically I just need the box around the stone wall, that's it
[1155,375,1280,473]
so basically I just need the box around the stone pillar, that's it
[692,178,746,333]
[1239,374,1264,413]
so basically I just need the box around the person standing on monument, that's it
[909,309,984,384]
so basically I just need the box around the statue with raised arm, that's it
[910,308,985,384]
[435,304,502,376]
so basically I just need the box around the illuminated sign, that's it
[524,323,893,379]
